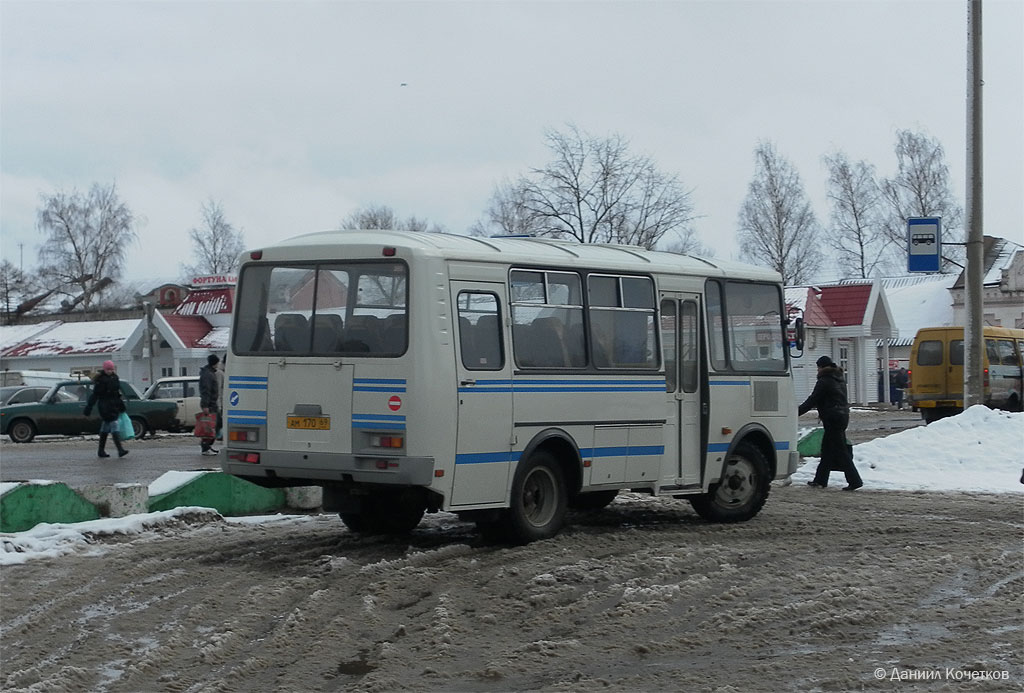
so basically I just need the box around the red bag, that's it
[194,413,216,439]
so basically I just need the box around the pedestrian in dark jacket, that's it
[798,356,862,490]
[198,354,220,455]
[83,360,129,458]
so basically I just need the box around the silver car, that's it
[143,376,201,432]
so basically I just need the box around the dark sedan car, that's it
[0,379,178,443]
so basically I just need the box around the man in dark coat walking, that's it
[83,360,129,458]
[798,355,862,490]
[198,354,220,455]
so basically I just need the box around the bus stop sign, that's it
[907,217,942,272]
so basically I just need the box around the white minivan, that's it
[143,376,202,432]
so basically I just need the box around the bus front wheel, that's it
[503,450,568,544]
[690,441,770,523]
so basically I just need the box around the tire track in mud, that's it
[2,489,1021,692]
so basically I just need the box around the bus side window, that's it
[458,292,503,370]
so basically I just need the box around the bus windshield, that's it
[232,261,408,356]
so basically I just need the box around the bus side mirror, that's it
[787,316,805,358]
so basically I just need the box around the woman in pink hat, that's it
[83,360,129,458]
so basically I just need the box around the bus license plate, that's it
[287,416,331,430]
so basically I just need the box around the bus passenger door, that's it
[660,295,702,487]
[451,282,514,505]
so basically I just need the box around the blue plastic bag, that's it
[117,411,135,440]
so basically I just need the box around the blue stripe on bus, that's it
[352,422,406,431]
[352,413,406,421]
[228,417,267,425]
[707,441,790,453]
[455,451,523,465]
[353,386,407,393]
[354,378,407,385]
[228,376,268,382]
[229,383,268,390]
[229,409,266,416]
[579,445,665,457]
[709,380,750,386]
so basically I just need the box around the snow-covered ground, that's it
[2,406,1021,566]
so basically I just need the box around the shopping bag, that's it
[194,413,216,439]
[117,411,136,440]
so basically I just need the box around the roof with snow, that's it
[173,288,233,317]
[1,319,140,358]
[0,321,62,351]
[952,236,1023,288]
[877,274,956,346]
[161,314,215,348]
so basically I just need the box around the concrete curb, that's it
[0,473,324,533]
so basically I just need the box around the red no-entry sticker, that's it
[388,396,402,411]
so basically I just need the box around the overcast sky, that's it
[2,0,1021,285]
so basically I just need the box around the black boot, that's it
[98,433,110,458]
[113,432,129,458]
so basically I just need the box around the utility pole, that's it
[964,0,984,407]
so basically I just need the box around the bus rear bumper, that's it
[222,448,436,487]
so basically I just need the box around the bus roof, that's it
[250,230,783,283]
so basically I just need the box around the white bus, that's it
[222,231,804,543]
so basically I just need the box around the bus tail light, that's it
[907,369,912,388]
[229,428,259,442]
[984,368,989,388]
[370,435,404,449]
[250,250,263,260]
[228,451,260,464]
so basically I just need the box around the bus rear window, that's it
[233,262,408,357]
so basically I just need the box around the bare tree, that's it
[340,204,446,233]
[736,141,822,284]
[823,151,892,278]
[181,199,246,277]
[879,129,964,271]
[469,179,543,238]
[37,182,136,312]
[0,260,49,323]
[476,124,698,250]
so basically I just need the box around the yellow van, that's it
[908,326,1024,423]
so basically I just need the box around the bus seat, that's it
[458,317,476,364]
[512,322,536,367]
[381,317,406,354]
[274,313,310,352]
[344,315,382,352]
[475,315,502,367]
[531,317,568,367]
[311,314,344,352]
[237,316,273,352]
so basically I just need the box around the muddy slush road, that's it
[3,481,1022,692]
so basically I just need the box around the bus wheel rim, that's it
[522,467,557,527]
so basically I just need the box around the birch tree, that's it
[879,129,964,271]
[340,204,445,233]
[37,182,136,312]
[477,124,699,251]
[823,151,891,278]
[182,199,246,277]
[736,141,822,284]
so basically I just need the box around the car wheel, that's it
[130,417,146,439]
[8,419,36,444]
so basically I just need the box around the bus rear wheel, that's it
[503,450,568,544]
[690,441,769,523]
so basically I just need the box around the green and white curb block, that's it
[0,473,324,533]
